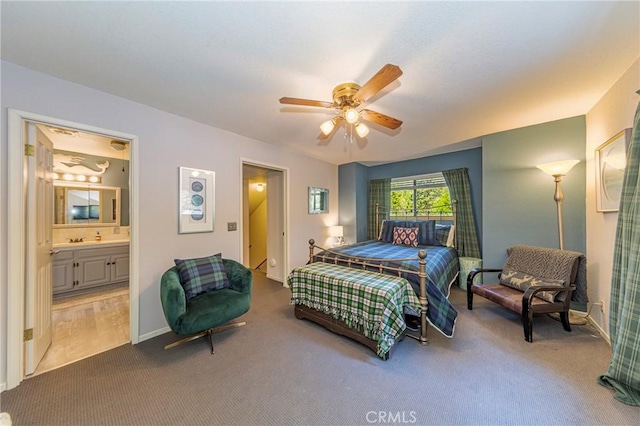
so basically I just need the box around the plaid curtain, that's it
[368,178,391,240]
[598,91,640,406]
[442,168,481,258]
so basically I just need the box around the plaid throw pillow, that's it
[174,253,231,300]
[392,227,419,247]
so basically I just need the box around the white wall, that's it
[0,61,338,385]
[585,59,639,339]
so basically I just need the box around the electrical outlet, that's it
[599,300,605,315]
[227,222,237,232]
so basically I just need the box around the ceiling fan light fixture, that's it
[344,108,359,124]
[320,118,336,136]
[355,122,370,138]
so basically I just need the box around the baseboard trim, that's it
[567,308,611,346]
[139,326,171,343]
[266,273,283,284]
[585,314,611,346]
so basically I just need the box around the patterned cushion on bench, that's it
[499,268,564,303]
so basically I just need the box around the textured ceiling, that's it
[2,2,639,165]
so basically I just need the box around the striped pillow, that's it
[174,253,230,300]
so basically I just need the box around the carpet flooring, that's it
[1,271,637,425]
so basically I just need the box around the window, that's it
[390,173,452,218]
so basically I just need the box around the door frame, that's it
[240,159,289,283]
[6,109,140,390]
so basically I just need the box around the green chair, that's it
[160,258,252,353]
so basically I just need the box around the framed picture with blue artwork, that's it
[595,128,631,212]
[179,167,215,233]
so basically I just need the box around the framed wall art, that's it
[595,128,631,212]
[179,167,215,233]
[308,187,329,214]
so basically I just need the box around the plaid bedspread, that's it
[288,262,421,358]
[313,240,459,338]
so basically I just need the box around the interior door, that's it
[266,170,284,282]
[25,123,54,375]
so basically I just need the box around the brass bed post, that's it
[417,250,429,345]
[309,239,316,264]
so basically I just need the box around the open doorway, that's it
[33,124,131,375]
[241,161,288,284]
[6,110,139,390]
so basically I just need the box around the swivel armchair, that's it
[160,256,252,353]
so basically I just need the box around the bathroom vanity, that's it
[52,240,129,297]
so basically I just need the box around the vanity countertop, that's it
[53,239,130,251]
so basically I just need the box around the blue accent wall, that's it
[338,117,586,296]
[482,116,586,268]
[368,148,483,247]
[339,147,482,245]
[338,162,369,243]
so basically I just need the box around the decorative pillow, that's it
[445,225,455,248]
[380,220,435,246]
[499,268,564,302]
[435,224,452,246]
[174,253,231,300]
[378,220,386,241]
[406,220,436,246]
[380,220,402,243]
[392,227,419,247]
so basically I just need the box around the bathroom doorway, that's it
[6,109,139,388]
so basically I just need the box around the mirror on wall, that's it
[308,187,329,214]
[54,184,124,227]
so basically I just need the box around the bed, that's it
[289,203,460,355]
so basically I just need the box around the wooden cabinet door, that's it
[110,250,130,283]
[52,251,75,294]
[76,249,112,288]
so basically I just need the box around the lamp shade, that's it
[328,225,343,238]
[320,119,336,136]
[355,122,369,138]
[536,159,580,177]
[344,108,359,124]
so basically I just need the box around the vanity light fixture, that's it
[256,183,265,192]
[53,173,102,184]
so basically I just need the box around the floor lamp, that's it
[536,159,580,250]
[536,159,584,325]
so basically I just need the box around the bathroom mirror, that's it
[308,187,329,214]
[54,184,123,227]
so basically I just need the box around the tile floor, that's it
[33,286,130,376]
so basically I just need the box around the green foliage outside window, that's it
[390,174,452,218]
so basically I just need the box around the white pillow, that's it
[446,225,456,247]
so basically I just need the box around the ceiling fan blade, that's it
[318,116,344,140]
[360,109,403,130]
[354,64,403,103]
[279,97,333,108]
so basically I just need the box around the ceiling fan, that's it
[279,64,403,140]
